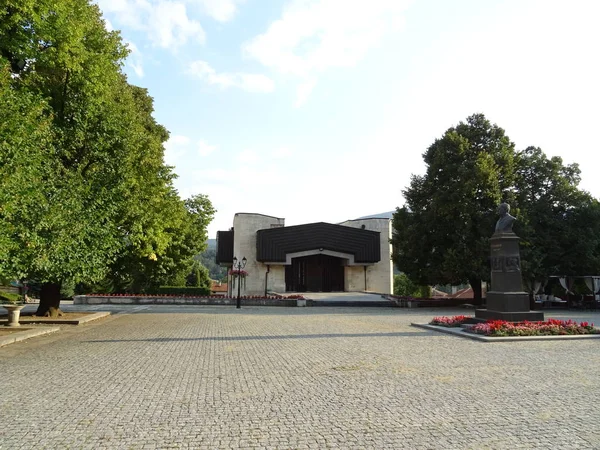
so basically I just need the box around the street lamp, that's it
[232,256,247,309]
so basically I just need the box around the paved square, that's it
[1,305,599,449]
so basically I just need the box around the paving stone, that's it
[1,306,600,448]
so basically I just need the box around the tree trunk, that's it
[36,282,63,317]
[468,278,482,305]
[529,291,535,310]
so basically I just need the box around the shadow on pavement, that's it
[83,331,432,343]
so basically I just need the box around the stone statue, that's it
[494,202,516,233]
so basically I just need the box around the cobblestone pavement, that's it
[1,306,600,449]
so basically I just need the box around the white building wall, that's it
[267,265,286,294]
[339,218,393,294]
[345,266,365,291]
[233,213,285,296]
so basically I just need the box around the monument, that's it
[475,203,544,322]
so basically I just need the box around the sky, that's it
[97,0,600,238]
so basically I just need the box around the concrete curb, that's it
[0,326,60,347]
[411,323,600,342]
[74,296,303,307]
[14,311,111,325]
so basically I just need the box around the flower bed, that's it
[469,319,599,337]
[429,315,471,327]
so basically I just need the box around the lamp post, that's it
[232,256,247,309]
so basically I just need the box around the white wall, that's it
[345,266,365,291]
[339,218,393,294]
[233,213,285,295]
[267,265,286,294]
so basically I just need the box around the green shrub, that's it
[156,286,211,296]
[0,291,23,304]
[394,274,431,298]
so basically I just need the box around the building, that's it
[210,280,228,296]
[216,213,393,296]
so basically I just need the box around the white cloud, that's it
[187,60,275,93]
[197,139,217,156]
[294,78,316,107]
[243,0,411,105]
[148,1,205,48]
[191,0,245,22]
[98,0,205,50]
[244,0,410,76]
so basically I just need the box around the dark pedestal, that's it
[475,232,544,323]
[475,308,544,322]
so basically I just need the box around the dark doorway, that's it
[285,254,344,292]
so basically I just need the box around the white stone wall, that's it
[345,266,365,291]
[233,213,285,296]
[339,218,393,294]
[267,265,286,294]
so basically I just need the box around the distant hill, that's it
[207,238,217,250]
[356,211,394,220]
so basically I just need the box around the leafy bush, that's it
[0,291,23,304]
[394,274,431,298]
[186,262,211,289]
[155,286,211,296]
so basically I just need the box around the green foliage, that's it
[0,0,217,310]
[0,291,22,304]
[0,0,131,287]
[101,194,216,294]
[197,248,227,280]
[393,114,600,295]
[186,261,211,289]
[0,62,56,279]
[156,286,211,297]
[393,274,431,298]
[393,114,515,293]
[514,147,600,280]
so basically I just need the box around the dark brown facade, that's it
[285,254,345,292]
[215,230,234,265]
[256,222,380,263]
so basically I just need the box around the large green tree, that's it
[0,0,215,315]
[515,147,600,283]
[393,114,600,303]
[0,62,55,278]
[99,194,216,294]
[1,0,134,315]
[392,114,515,303]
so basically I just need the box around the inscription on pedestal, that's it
[505,256,520,272]
[491,257,503,272]
[491,256,521,273]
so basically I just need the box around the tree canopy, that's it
[0,0,215,314]
[392,114,600,303]
[514,147,600,280]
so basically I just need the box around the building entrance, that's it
[285,254,344,292]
